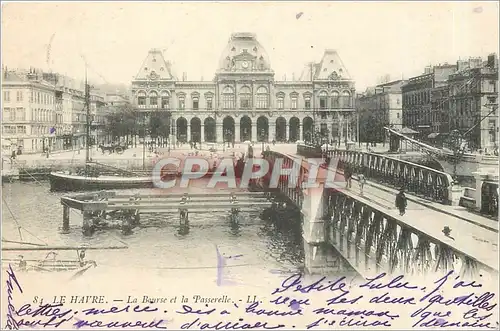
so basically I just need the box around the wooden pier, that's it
[61,191,273,236]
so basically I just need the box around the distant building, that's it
[130,32,356,144]
[402,64,457,139]
[104,93,129,107]
[429,85,450,143]
[356,80,406,143]
[448,54,498,151]
[1,68,107,153]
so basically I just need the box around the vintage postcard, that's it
[1,1,499,330]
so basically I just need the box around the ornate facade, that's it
[131,32,356,144]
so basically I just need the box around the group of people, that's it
[343,164,407,216]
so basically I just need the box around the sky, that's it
[1,1,499,91]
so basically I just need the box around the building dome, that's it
[218,32,271,71]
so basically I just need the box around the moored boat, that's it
[49,172,155,192]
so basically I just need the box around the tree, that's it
[103,103,140,143]
[149,111,171,140]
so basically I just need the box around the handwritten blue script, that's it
[5,264,24,330]
[4,266,498,329]
[411,270,498,328]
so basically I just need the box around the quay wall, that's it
[2,158,156,182]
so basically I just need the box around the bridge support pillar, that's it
[62,205,70,234]
[180,209,189,226]
[230,208,239,224]
[82,211,94,237]
[301,185,331,274]
[473,168,499,212]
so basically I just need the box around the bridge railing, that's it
[323,189,497,279]
[296,144,454,205]
[263,150,497,279]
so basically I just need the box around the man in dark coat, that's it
[395,188,407,216]
[344,164,352,189]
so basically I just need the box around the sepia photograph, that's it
[1,1,499,329]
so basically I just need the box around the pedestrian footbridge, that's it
[260,146,498,281]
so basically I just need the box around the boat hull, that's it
[49,172,155,192]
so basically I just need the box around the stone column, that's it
[473,169,498,211]
[285,124,289,141]
[200,124,205,143]
[217,123,223,143]
[234,123,240,143]
[302,184,329,274]
[269,120,275,142]
[252,125,257,143]
[339,114,344,144]
[298,124,302,141]
[187,124,191,142]
[62,205,70,234]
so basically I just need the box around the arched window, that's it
[256,87,268,109]
[304,93,312,110]
[149,91,158,107]
[205,93,214,110]
[222,86,235,109]
[341,91,351,107]
[290,93,298,110]
[160,91,170,109]
[191,92,200,110]
[178,93,186,110]
[319,91,328,109]
[239,86,251,109]
[137,91,146,107]
[331,91,340,108]
[276,92,285,110]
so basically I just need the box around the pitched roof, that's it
[315,49,351,80]
[135,49,175,80]
[2,71,26,82]
[298,62,314,81]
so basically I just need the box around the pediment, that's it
[233,50,257,61]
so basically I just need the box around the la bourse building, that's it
[131,32,356,144]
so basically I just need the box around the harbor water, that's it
[2,180,305,286]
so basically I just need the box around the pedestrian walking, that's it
[358,173,366,195]
[395,188,407,216]
[344,164,352,189]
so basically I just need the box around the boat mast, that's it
[85,66,91,164]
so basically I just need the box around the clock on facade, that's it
[241,61,249,69]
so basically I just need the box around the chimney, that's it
[424,66,432,74]
[487,53,498,68]
[182,72,187,81]
[292,73,295,81]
